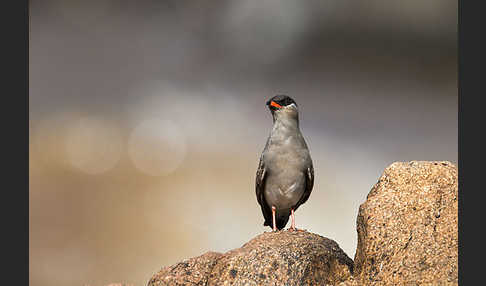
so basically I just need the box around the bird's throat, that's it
[272,115,300,134]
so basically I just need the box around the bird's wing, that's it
[255,155,272,226]
[293,163,314,211]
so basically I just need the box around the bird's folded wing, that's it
[255,156,272,225]
[293,164,314,210]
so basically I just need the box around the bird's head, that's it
[266,95,298,120]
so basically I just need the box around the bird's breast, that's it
[264,171,306,211]
[262,130,312,211]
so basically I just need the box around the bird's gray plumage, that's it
[256,95,314,230]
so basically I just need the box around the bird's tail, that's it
[276,215,290,230]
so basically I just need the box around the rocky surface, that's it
[147,160,458,285]
[147,251,222,286]
[353,161,458,285]
[208,231,353,286]
[148,231,353,286]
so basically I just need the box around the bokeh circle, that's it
[128,119,186,176]
[65,117,123,174]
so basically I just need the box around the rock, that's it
[353,161,458,285]
[208,231,353,286]
[147,251,222,286]
[147,160,458,285]
[148,231,354,286]
[336,277,358,286]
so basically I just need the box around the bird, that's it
[255,95,314,231]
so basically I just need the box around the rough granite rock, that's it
[208,231,353,286]
[147,160,457,286]
[336,277,358,286]
[353,161,458,285]
[148,251,222,286]
[148,231,353,286]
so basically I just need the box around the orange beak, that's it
[270,101,282,109]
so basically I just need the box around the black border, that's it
[3,0,29,284]
[458,0,484,284]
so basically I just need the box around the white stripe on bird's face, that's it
[287,103,297,109]
[275,103,299,120]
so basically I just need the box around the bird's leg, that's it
[272,206,277,231]
[288,208,296,231]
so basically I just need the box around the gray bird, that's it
[256,95,314,231]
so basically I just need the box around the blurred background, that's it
[29,1,457,285]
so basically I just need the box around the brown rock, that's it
[148,251,222,286]
[148,231,353,286]
[336,277,358,286]
[353,161,458,285]
[208,231,353,286]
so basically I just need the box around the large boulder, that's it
[353,161,458,285]
[208,231,353,286]
[148,231,354,286]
